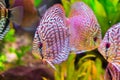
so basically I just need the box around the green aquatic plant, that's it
[0,27,30,69]
[1,28,15,48]
[55,53,104,80]
[61,0,71,16]
[3,28,16,42]
[15,46,30,64]
[9,46,31,65]
[0,28,15,71]
[34,0,42,7]
[0,54,6,71]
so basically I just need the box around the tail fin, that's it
[9,6,23,25]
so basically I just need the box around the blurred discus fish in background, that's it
[98,23,120,65]
[0,0,23,40]
[32,4,70,69]
[68,2,102,54]
[12,0,40,31]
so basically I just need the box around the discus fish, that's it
[98,23,120,64]
[32,4,70,69]
[0,0,23,40]
[12,0,40,31]
[68,2,102,53]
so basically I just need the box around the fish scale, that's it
[32,4,70,67]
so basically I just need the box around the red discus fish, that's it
[32,4,70,69]
[68,2,102,53]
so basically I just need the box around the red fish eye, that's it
[106,43,110,49]
[38,42,43,49]
[93,37,97,42]
[36,31,38,34]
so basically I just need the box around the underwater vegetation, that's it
[0,0,120,80]
[55,53,104,80]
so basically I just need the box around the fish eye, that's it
[105,43,110,49]
[38,42,43,49]
[93,37,97,42]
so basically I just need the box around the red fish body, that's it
[68,2,101,53]
[32,4,70,68]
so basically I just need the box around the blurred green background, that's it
[0,0,120,80]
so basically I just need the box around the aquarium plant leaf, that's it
[34,0,42,7]
[66,53,76,80]
[61,0,71,16]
